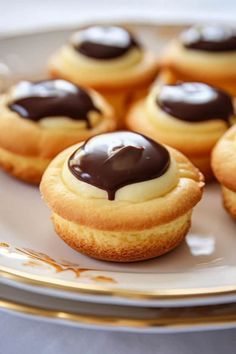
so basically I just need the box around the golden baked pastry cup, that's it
[40,143,204,262]
[212,124,236,219]
[160,40,236,96]
[49,49,159,127]
[0,91,116,184]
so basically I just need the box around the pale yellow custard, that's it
[62,154,179,203]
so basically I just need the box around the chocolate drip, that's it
[157,83,233,123]
[8,80,101,128]
[72,26,140,59]
[181,25,236,52]
[68,131,170,200]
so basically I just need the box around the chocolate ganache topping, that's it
[181,25,236,52]
[157,83,233,123]
[72,25,140,60]
[68,131,170,200]
[8,80,101,128]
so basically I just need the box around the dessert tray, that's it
[0,22,236,332]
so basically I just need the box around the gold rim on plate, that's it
[1,296,236,330]
[1,264,236,301]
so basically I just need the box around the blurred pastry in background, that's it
[49,25,159,125]
[160,25,236,95]
[212,124,236,219]
[0,79,115,184]
[40,131,203,262]
[126,81,235,180]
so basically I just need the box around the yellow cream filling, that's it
[145,86,232,139]
[62,153,179,203]
[169,41,236,76]
[51,45,143,84]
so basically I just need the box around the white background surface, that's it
[1,0,236,36]
[1,0,236,353]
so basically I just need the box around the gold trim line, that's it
[1,265,236,301]
[1,297,236,330]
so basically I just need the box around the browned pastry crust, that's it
[52,212,191,262]
[212,125,236,219]
[222,187,236,219]
[40,143,203,262]
[189,155,214,182]
[0,146,49,184]
[212,124,236,192]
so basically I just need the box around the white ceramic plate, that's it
[2,282,236,333]
[0,24,236,308]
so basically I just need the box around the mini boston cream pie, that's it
[126,82,235,180]
[48,25,159,123]
[161,25,236,95]
[0,79,115,184]
[40,131,203,262]
[212,125,236,219]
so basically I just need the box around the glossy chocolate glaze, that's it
[72,25,140,59]
[8,80,101,128]
[157,83,233,123]
[68,131,170,200]
[181,25,236,52]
